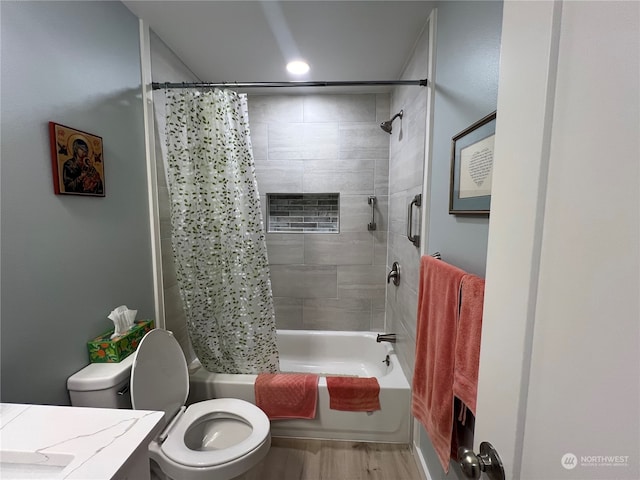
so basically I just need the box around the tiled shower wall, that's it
[385,24,430,380]
[248,94,391,331]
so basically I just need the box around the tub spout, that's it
[376,333,396,343]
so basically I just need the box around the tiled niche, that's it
[267,193,339,233]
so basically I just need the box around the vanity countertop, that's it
[0,403,164,479]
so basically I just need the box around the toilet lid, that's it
[130,329,188,422]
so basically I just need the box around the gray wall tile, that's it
[248,94,391,331]
[372,311,385,332]
[158,186,170,222]
[372,295,386,332]
[248,95,303,123]
[388,230,421,292]
[340,123,391,158]
[340,194,374,232]
[305,232,373,265]
[270,265,337,298]
[388,192,408,236]
[250,122,268,161]
[268,123,305,160]
[337,265,387,299]
[340,194,388,233]
[375,158,390,196]
[335,160,375,194]
[273,297,303,329]
[266,233,305,264]
[374,231,388,266]
[303,94,376,123]
[164,284,185,320]
[302,160,336,193]
[161,237,177,288]
[302,160,375,195]
[255,160,303,193]
[302,298,372,331]
[268,123,339,161]
[376,93,391,124]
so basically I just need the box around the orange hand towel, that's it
[326,376,381,411]
[453,274,485,416]
[412,255,466,473]
[255,373,319,420]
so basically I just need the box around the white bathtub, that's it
[187,330,411,443]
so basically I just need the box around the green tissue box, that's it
[87,320,154,363]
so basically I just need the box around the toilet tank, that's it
[67,354,134,409]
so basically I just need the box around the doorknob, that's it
[458,442,505,480]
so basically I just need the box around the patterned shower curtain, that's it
[164,89,279,374]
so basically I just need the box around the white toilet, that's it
[67,329,271,480]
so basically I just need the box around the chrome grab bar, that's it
[407,194,421,247]
[368,195,377,231]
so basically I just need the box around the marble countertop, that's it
[0,403,164,479]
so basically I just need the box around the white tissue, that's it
[108,305,137,339]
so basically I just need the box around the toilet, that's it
[67,329,271,480]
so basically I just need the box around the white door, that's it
[473,2,639,479]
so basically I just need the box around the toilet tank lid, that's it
[67,354,134,391]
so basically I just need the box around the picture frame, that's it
[449,111,496,214]
[49,122,105,197]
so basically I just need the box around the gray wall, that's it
[249,95,390,331]
[0,1,154,405]
[419,2,503,478]
[426,1,503,277]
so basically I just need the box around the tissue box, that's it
[87,320,154,363]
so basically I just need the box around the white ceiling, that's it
[123,1,435,92]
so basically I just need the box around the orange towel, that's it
[412,255,466,473]
[326,376,381,411]
[255,373,319,420]
[453,274,485,416]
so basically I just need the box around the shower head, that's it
[380,110,404,134]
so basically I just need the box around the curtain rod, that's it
[152,79,428,90]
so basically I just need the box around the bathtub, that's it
[187,330,411,443]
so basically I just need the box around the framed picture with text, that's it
[449,111,496,214]
[49,122,105,197]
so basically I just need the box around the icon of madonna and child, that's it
[49,122,105,196]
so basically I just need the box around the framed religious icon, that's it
[49,122,105,197]
[449,111,496,214]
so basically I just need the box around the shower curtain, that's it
[164,89,279,374]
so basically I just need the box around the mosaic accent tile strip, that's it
[267,193,339,233]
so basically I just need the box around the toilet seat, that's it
[130,329,270,477]
[161,398,270,467]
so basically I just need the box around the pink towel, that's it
[326,376,381,411]
[255,373,319,420]
[412,255,466,473]
[453,274,485,416]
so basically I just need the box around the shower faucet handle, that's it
[387,261,400,286]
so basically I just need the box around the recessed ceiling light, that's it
[286,61,310,75]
